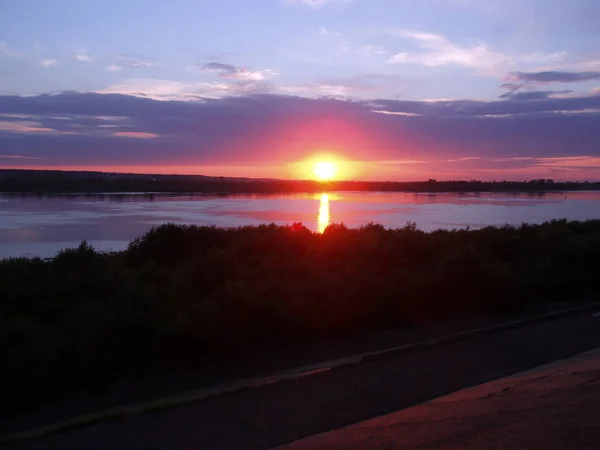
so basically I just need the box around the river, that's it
[1,191,600,258]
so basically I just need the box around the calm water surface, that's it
[2,191,600,258]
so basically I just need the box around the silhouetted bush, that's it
[2,220,600,415]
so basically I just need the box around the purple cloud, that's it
[508,71,600,84]
[0,92,599,172]
[501,71,600,97]
[499,90,574,100]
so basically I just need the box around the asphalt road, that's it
[277,348,600,450]
[8,309,600,450]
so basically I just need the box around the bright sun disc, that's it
[314,161,337,181]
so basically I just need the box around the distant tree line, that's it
[0,169,599,194]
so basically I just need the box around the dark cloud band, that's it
[0,92,599,167]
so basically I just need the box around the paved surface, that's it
[277,348,600,450]
[6,310,600,450]
[3,311,538,434]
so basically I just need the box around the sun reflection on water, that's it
[317,193,330,233]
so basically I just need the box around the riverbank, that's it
[1,169,599,194]
[2,220,600,415]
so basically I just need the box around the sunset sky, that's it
[1,0,600,180]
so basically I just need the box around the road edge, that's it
[2,300,599,444]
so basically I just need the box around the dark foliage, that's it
[2,219,600,414]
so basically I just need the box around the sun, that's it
[289,153,357,181]
[313,161,337,181]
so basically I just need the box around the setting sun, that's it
[314,161,337,181]
[288,152,362,181]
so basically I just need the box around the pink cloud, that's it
[0,154,45,160]
[111,131,160,139]
[0,120,75,135]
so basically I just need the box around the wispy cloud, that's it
[275,72,404,98]
[536,156,600,168]
[492,157,537,162]
[98,71,600,108]
[318,27,342,38]
[369,159,430,165]
[107,54,157,71]
[41,59,58,68]
[388,31,566,73]
[521,52,569,64]
[0,120,76,135]
[319,73,403,94]
[99,78,273,101]
[482,108,600,118]
[1,41,60,70]
[284,0,352,10]
[111,131,160,139]
[0,113,129,122]
[372,110,421,116]
[358,45,388,56]
[0,154,45,160]
[388,31,506,70]
[105,72,399,100]
[278,83,352,96]
[202,62,277,81]
[75,48,93,62]
[0,41,22,58]
[446,156,481,162]
[99,79,219,101]
[0,120,54,133]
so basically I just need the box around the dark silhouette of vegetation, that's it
[1,169,599,194]
[2,219,600,415]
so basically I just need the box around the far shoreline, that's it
[1,168,600,194]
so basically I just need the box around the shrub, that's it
[2,220,600,414]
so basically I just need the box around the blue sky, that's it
[1,0,600,180]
